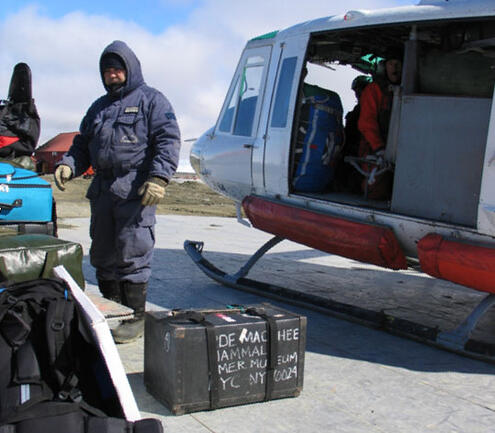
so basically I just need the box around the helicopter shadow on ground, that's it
[81,247,495,376]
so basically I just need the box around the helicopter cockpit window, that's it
[246,56,264,65]
[218,77,240,133]
[218,54,266,137]
[233,62,264,136]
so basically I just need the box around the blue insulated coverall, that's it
[60,40,181,284]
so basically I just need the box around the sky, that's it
[0,0,417,172]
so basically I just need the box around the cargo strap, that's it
[302,96,343,121]
[245,307,278,401]
[170,311,221,409]
[42,250,59,279]
[204,320,220,409]
[172,307,279,405]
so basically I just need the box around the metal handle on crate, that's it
[0,199,22,211]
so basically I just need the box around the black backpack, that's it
[0,278,162,432]
[0,63,40,159]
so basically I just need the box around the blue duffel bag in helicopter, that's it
[0,162,52,224]
[293,85,344,192]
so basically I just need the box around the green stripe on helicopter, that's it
[250,31,279,41]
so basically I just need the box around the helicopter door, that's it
[208,45,272,199]
[478,89,495,236]
[260,35,308,196]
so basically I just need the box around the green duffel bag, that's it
[0,234,84,288]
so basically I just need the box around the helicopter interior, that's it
[290,18,495,228]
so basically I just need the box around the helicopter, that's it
[184,0,495,360]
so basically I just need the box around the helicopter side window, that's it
[417,23,495,98]
[418,47,495,98]
[271,57,297,128]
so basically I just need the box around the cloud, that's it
[0,1,415,169]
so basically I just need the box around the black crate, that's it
[144,303,306,415]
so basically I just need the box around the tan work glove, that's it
[54,165,73,191]
[138,176,167,206]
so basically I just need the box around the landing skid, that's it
[184,237,495,363]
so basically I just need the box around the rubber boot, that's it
[98,280,121,303]
[111,281,147,344]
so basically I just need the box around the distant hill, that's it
[173,172,200,183]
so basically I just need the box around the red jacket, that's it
[358,81,392,154]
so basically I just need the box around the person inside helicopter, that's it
[356,51,403,200]
[334,75,372,194]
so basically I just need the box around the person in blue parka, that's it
[54,40,181,343]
